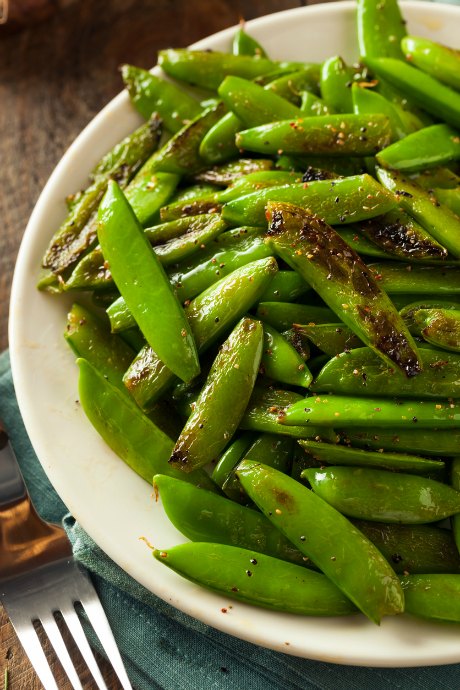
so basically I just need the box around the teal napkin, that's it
[2,349,460,689]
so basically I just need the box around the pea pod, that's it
[281,327,311,361]
[297,323,363,357]
[266,202,421,377]
[401,574,460,623]
[123,258,278,409]
[339,427,460,457]
[351,83,408,139]
[305,466,460,524]
[158,49,304,90]
[415,167,460,191]
[219,75,301,126]
[368,262,460,294]
[313,347,460,398]
[258,271,310,303]
[237,461,403,623]
[199,112,241,164]
[264,67,321,102]
[121,64,202,131]
[211,433,256,489]
[357,0,406,59]
[401,36,460,92]
[377,124,460,173]
[153,542,356,617]
[152,214,226,267]
[232,26,268,58]
[193,158,274,186]
[124,167,180,227]
[256,302,336,332]
[98,180,199,383]
[236,114,393,157]
[365,57,460,129]
[300,91,333,117]
[222,174,397,227]
[283,394,460,429]
[298,439,444,475]
[451,457,460,555]
[320,57,355,113]
[169,318,263,472]
[406,308,460,353]
[261,323,312,388]
[433,187,460,217]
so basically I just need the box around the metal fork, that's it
[0,428,133,690]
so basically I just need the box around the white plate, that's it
[10,0,460,667]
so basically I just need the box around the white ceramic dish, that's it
[10,0,460,667]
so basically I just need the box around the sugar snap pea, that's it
[193,158,274,186]
[153,542,357,616]
[152,214,226,267]
[401,574,460,623]
[404,308,460,352]
[256,302,336,332]
[357,0,406,59]
[433,187,460,217]
[211,433,256,489]
[351,83,409,139]
[218,75,301,126]
[124,167,180,227]
[297,323,363,356]
[305,466,460,524]
[339,427,460,457]
[368,262,460,294]
[260,322,312,388]
[320,57,355,113]
[232,26,268,58]
[237,461,403,623]
[451,457,460,556]
[300,91,333,117]
[377,124,460,173]
[266,202,421,377]
[258,271,310,303]
[401,35,460,92]
[169,318,263,472]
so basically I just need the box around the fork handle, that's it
[0,430,27,507]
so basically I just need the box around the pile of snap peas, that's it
[39,0,460,626]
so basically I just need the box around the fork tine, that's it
[9,618,60,690]
[40,612,84,690]
[79,596,133,690]
[60,603,109,690]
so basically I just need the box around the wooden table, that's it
[0,0,327,686]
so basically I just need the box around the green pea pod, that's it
[65,303,134,388]
[339,427,460,457]
[158,49,304,90]
[266,202,421,377]
[298,439,444,475]
[222,174,397,227]
[281,328,311,361]
[153,542,356,617]
[124,166,180,227]
[401,574,460,623]
[377,124,460,173]
[401,36,460,92]
[283,394,460,429]
[297,323,363,357]
[218,75,301,125]
[375,77,433,131]
[313,347,460,398]
[236,114,393,157]
[64,247,112,291]
[145,213,219,244]
[320,57,355,113]
[406,308,460,352]
[433,187,460,217]
[256,302,336,332]
[169,318,263,472]
[98,180,199,383]
[152,101,226,175]
[354,520,460,575]
[368,262,460,294]
[153,215,226,267]
[258,271,310,303]
[240,385,336,441]
[305,466,460,524]
[154,473,310,567]
[237,461,403,623]
[365,57,460,129]
[41,116,162,276]
[300,91,333,116]
[121,64,202,131]
[211,433,256,489]
[264,67,321,102]
[415,167,460,191]
[199,112,241,164]
[351,83,408,139]
[451,457,460,555]
[123,258,278,409]
[357,0,406,59]
[194,158,274,186]
[232,27,268,57]
[351,209,448,262]
[261,323,312,388]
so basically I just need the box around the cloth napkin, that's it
[2,349,460,689]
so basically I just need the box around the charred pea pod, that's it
[281,328,311,361]
[320,57,356,113]
[236,114,394,157]
[222,174,396,227]
[154,473,309,567]
[76,358,213,490]
[193,158,274,186]
[157,49,304,90]
[237,461,403,623]
[403,308,460,352]
[258,271,310,303]
[351,209,449,262]
[300,91,333,117]
[98,180,199,384]
[64,247,112,291]
[151,215,227,267]
[239,386,336,441]
[121,64,202,131]
[377,124,460,173]
[401,36,460,92]
[296,323,363,357]
[354,520,460,575]
[298,439,444,475]
[357,0,406,59]
[153,542,357,617]
[351,83,409,139]
[401,574,460,623]
[305,466,460,524]
[144,213,220,244]
[123,257,278,409]
[152,101,227,176]
[313,347,460,398]
[169,318,263,472]
[283,394,460,429]
[365,57,460,129]
[260,322,312,388]
[266,202,421,377]
[40,115,162,279]
[368,262,460,295]
[256,302,336,332]
[338,427,460,457]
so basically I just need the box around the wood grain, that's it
[0,0,328,686]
